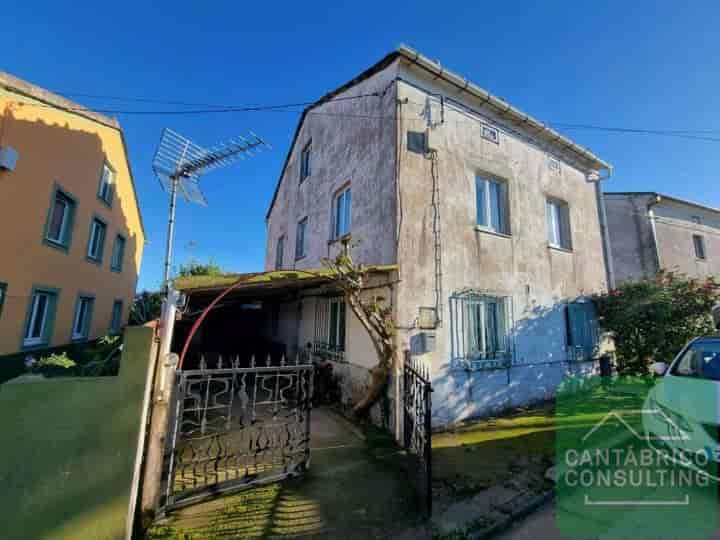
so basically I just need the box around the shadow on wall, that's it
[432,299,597,427]
[0,111,140,348]
[0,326,153,540]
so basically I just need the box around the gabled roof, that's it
[266,45,612,219]
[0,72,146,236]
[605,192,720,215]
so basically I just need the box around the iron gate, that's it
[403,354,433,516]
[162,355,314,511]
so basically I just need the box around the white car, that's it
[643,337,720,470]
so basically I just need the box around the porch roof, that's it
[173,265,397,296]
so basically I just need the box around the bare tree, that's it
[322,239,395,415]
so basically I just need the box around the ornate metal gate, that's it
[162,355,314,511]
[403,354,433,516]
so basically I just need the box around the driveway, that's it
[148,407,422,539]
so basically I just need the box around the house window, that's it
[300,140,312,182]
[98,162,115,206]
[87,218,107,262]
[275,235,285,269]
[0,282,6,319]
[295,218,307,260]
[565,300,600,361]
[111,235,126,272]
[314,297,346,356]
[450,291,512,369]
[547,198,572,250]
[23,288,58,347]
[45,188,76,249]
[476,176,509,234]
[548,158,562,175]
[110,300,123,334]
[333,186,351,239]
[693,234,707,260]
[72,295,94,341]
[481,125,500,144]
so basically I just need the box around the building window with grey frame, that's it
[111,234,126,272]
[71,295,94,341]
[450,291,512,370]
[275,235,285,270]
[87,218,107,263]
[98,161,115,206]
[476,175,509,234]
[300,140,311,182]
[546,198,572,250]
[295,217,307,260]
[23,287,59,348]
[44,187,77,251]
[332,185,351,240]
[0,282,6,320]
[693,234,707,260]
[110,299,123,334]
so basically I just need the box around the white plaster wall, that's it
[393,60,609,427]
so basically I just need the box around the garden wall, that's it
[0,326,154,540]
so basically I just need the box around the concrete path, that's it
[150,408,422,539]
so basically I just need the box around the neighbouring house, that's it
[0,72,145,356]
[262,45,614,428]
[604,192,720,283]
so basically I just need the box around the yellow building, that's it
[0,72,145,355]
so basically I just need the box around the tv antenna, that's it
[152,128,268,291]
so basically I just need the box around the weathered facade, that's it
[265,46,613,427]
[0,72,145,355]
[605,192,720,283]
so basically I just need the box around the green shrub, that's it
[593,270,720,375]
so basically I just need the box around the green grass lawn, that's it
[431,381,648,499]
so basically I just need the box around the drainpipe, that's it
[591,169,615,290]
[647,194,663,274]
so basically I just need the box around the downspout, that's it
[592,169,615,290]
[647,194,663,274]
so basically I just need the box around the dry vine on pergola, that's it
[322,239,396,415]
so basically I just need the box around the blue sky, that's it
[3,1,719,290]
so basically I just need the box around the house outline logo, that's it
[582,408,691,443]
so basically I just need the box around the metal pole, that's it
[163,175,179,291]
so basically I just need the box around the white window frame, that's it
[72,296,93,340]
[300,140,311,181]
[450,292,512,370]
[295,218,307,260]
[47,193,71,244]
[476,176,509,234]
[110,300,123,334]
[693,234,707,260]
[333,186,351,239]
[87,219,106,260]
[98,162,115,204]
[111,235,126,271]
[24,292,51,346]
[275,235,285,269]
[547,198,572,250]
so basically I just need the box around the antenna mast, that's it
[152,128,269,291]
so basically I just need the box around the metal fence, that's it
[403,353,433,516]
[162,354,314,511]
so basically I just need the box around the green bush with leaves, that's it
[130,290,163,325]
[593,271,720,375]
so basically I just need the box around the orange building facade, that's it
[0,72,145,355]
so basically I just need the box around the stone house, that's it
[265,45,613,428]
[604,192,720,283]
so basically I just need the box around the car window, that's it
[671,342,720,380]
